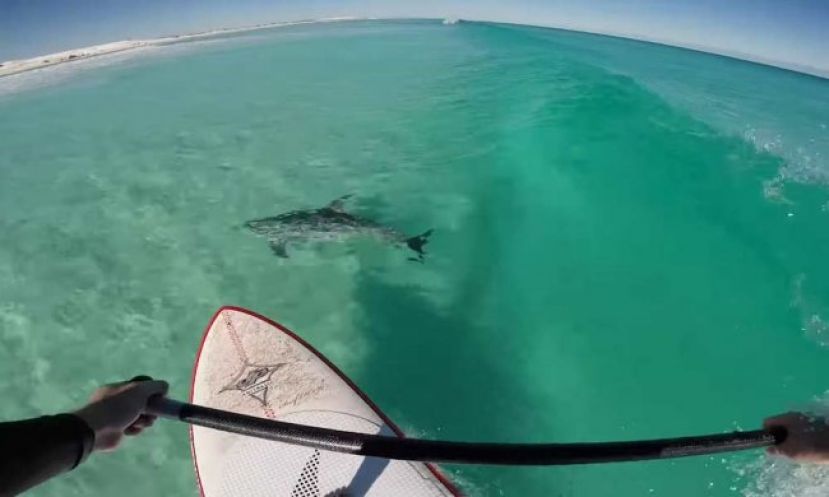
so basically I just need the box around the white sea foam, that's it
[803,314,829,347]
[731,392,829,496]
[762,177,793,204]
[567,35,829,198]
[657,87,829,196]
[791,274,829,348]
[739,457,829,497]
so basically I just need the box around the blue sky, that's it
[1,0,827,74]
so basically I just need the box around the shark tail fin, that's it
[406,229,433,261]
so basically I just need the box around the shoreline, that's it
[0,17,361,79]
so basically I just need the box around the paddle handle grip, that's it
[145,397,785,465]
[147,396,185,418]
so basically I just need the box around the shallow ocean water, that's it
[1,19,828,497]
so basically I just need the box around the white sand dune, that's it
[0,17,361,79]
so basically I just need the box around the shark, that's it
[244,195,433,261]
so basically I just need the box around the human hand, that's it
[764,412,829,464]
[74,376,169,452]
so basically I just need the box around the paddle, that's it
[146,397,784,465]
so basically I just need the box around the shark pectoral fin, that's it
[269,240,289,258]
[326,194,354,212]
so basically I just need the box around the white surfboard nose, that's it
[190,306,460,497]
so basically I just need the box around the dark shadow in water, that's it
[348,175,568,493]
[352,273,517,437]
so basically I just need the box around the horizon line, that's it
[472,19,828,81]
[2,16,826,81]
[440,17,828,81]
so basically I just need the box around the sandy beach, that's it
[0,17,359,79]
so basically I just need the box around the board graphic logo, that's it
[221,362,285,406]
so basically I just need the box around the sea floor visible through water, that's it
[1,19,828,497]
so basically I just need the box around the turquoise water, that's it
[1,19,829,496]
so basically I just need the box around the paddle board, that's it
[190,306,462,497]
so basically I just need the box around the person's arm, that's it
[764,412,829,464]
[0,378,167,497]
[0,414,95,497]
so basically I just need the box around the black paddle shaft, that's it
[147,398,785,465]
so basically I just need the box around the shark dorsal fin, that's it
[326,194,353,212]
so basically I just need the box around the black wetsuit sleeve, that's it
[0,414,95,497]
